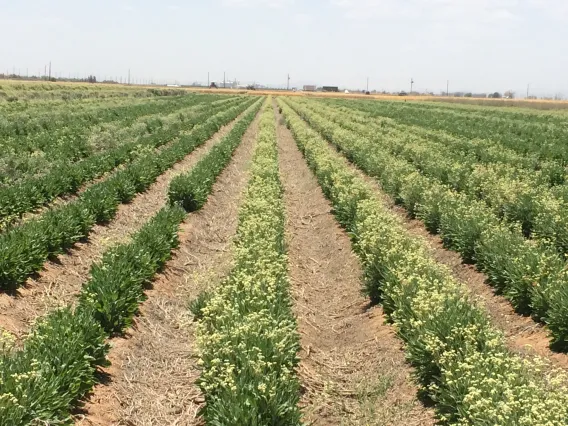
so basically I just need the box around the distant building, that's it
[322,86,339,92]
[303,85,316,92]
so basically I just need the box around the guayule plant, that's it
[0,98,256,290]
[279,98,568,424]
[196,101,301,425]
[0,96,243,229]
[284,96,568,350]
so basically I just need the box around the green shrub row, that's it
[168,98,262,211]
[317,100,566,187]
[0,92,190,141]
[0,100,262,423]
[0,97,257,290]
[0,97,243,229]
[332,97,568,162]
[283,97,568,350]
[0,205,185,425]
[196,101,301,425]
[278,99,568,425]
[0,95,201,181]
[302,99,568,254]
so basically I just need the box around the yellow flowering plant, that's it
[278,98,568,425]
[195,100,301,425]
[283,96,568,350]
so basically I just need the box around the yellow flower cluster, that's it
[284,96,568,350]
[278,98,568,425]
[195,99,301,425]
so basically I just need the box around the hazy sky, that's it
[1,0,567,96]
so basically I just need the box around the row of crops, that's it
[277,98,568,425]
[283,97,568,350]
[332,98,568,162]
[4,86,568,425]
[0,96,258,290]
[0,95,246,229]
[194,101,301,424]
[0,95,264,424]
[0,81,175,109]
[1,95,212,185]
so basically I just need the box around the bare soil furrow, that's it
[275,106,435,426]
[0,108,250,339]
[315,117,568,370]
[74,110,260,426]
[398,209,568,369]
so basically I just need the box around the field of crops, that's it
[2,82,568,425]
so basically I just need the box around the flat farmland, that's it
[2,82,568,425]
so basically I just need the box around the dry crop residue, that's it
[0,108,251,341]
[75,110,261,426]
[275,105,435,426]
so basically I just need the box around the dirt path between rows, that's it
[2,100,223,232]
[398,210,568,369]
[0,105,254,340]
[275,106,436,426]
[74,109,261,426]
[310,115,568,370]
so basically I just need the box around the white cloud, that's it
[330,0,523,23]
[222,0,294,8]
[294,12,312,24]
[331,0,568,23]
[526,0,568,19]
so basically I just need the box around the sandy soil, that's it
[0,105,254,341]
[74,109,261,426]
[275,105,436,426]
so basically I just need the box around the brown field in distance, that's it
[2,78,568,110]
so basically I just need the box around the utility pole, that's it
[48,61,51,80]
[410,78,414,94]
[207,71,210,87]
[44,65,47,79]
[128,69,131,85]
[447,80,449,97]
[366,76,369,92]
[223,71,226,88]
[527,83,530,99]
[287,73,290,90]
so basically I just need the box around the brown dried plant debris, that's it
[75,109,261,426]
[275,104,435,426]
[0,106,253,341]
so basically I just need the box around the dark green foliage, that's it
[0,307,109,425]
[0,96,246,229]
[80,206,185,333]
[0,98,265,425]
[0,97,256,290]
[168,102,262,211]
